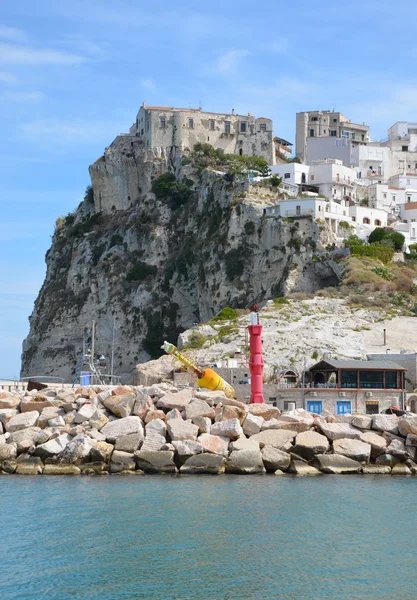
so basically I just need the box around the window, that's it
[374,219,381,226]
[363,217,370,224]
[415,163,417,169]
[240,121,247,132]
[188,118,194,129]
[402,146,408,152]
[159,116,166,128]
[383,193,387,199]
[351,132,355,140]
[378,166,382,175]
[359,370,383,388]
[209,119,215,130]
[340,372,358,388]
[311,175,315,181]
[284,173,291,179]
[296,205,301,216]
[358,172,361,179]
[283,401,293,410]
[341,130,350,139]
[310,129,314,137]
[224,121,231,133]
[407,196,411,202]
[269,397,277,407]
[333,117,337,122]
[324,129,326,134]
[239,148,243,156]
[392,195,396,202]
[366,401,379,414]
[330,130,337,137]
[361,134,365,141]
[385,371,398,389]
[352,216,356,222]
[260,123,267,132]
[311,117,318,121]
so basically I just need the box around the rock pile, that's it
[1,385,417,475]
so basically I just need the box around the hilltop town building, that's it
[129,103,276,164]
[296,110,370,163]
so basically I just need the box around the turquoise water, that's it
[0,475,416,600]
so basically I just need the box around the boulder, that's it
[166,409,182,420]
[132,390,153,419]
[261,445,291,472]
[0,443,17,460]
[109,450,136,473]
[215,404,246,424]
[386,439,409,460]
[375,454,401,467]
[249,429,296,450]
[242,413,264,436]
[144,410,167,424]
[48,416,65,428]
[88,429,106,442]
[317,422,362,441]
[74,403,96,424]
[351,415,373,430]
[262,419,311,434]
[90,441,114,463]
[34,433,73,460]
[192,416,212,434]
[0,392,20,410]
[333,438,371,463]
[292,431,330,460]
[89,409,109,431]
[185,399,215,420]
[156,388,193,411]
[134,449,176,473]
[171,440,204,460]
[310,454,362,474]
[226,449,265,474]
[15,455,43,475]
[397,416,417,437]
[0,460,17,473]
[372,415,399,435]
[391,463,412,475]
[42,464,81,475]
[194,390,227,406]
[79,462,108,474]
[405,434,417,447]
[110,386,133,397]
[359,431,387,458]
[288,460,321,475]
[38,407,65,428]
[6,411,39,433]
[115,433,143,453]
[59,434,93,464]
[362,465,391,474]
[167,419,199,442]
[210,418,243,440]
[101,416,144,443]
[247,404,281,421]
[0,409,18,427]
[8,427,41,454]
[180,453,225,474]
[103,393,136,418]
[230,438,260,452]
[20,396,55,413]
[198,433,229,457]
[141,424,166,452]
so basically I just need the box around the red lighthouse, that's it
[248,305,264,404]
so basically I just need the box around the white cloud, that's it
[140,78,156,91]
[210,49,250,76]
[2,91,45,102]
[0,42,86,65]
[0,25,26,42]
[0,70,16,83]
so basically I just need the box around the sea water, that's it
[0,475,415,600]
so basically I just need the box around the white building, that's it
[296,110,370,163]
[269,163,310,189]
[352,144,390,186]
[382,121,417,178]
[349,205,388,231]
[308,159,359,202]
[368,184,406,214]
[129,103,275,164]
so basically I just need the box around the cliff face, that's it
[21,136,340,383]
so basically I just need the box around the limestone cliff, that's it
[21,136,340,383]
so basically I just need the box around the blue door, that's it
[337,401,352,415]
[307,400,322,414]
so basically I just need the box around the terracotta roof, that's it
[404,202,417,210]
[388,186,400,190]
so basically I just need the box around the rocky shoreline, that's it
[0,384,416,476]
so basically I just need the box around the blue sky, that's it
[1,0,417,379]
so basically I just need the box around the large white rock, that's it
[359,431,387,457]
[372,415,399,435]
[230,438,260,452]
[193,390,226,406]
[59,434,94,464]
[210,418,243,440]
[134,449,176,473]
[185,399,215,420]
[351,415,373,430]
[292,430,329,460]
[89,409,109,430]
[74,403,96,424]
[192,416,212,434]
[397,416,417,437]
[198,433,229,457]
[310,454,362,474]
[226,449,265,474]
[0,391,20,410]
[132,389,153,419]
[167,419,199,442]
[171,440,204,459]
[101,416,144,443]
[247,404,281,421]
[0,443,17,460]
[333,438,371,462]
[386,439,409,460]
[115,433,143,453]
[6,411,39,433]
[0,409,18,427]
[145,418,166,437]
[180,453,225,474]
[317,422,362,441]
[249,429,296,450]
[103,393,136,418]
[288,460,321,476]
[156,388,193,411]
[242,412,263,436]
[109,450,136,473]
[34,433,73,460]
[261,445,291,472]
[7,427,41,453]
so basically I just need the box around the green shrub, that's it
[110,234,124,247]
[368,227,405,251]
[187,331,207,349]
[312,350,319,360]
[84,185,94,204]
[350,245,394,264]
[344,234,365,248]
[273,297,289,306]
[126,261,157,281]
[409,244,417,253]
[210,307,239,322]
[371,266,393,281]
[339,220,353,230]
[270,175,282,188]
[225,248,246,279]
[151,173,193,208]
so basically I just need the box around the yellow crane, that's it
[161,341,235,399]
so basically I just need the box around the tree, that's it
[390,231,405,251]
[270,175,282,188]
[344,234,365,248]
[368,227,389,244]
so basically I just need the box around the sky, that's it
[1,0,417,379]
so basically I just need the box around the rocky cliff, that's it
[21,136,340,383]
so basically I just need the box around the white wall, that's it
[269,163,310,186]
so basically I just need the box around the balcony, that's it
[367,170,383,178]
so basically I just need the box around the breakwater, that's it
[0,383,416,475]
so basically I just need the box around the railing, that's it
[283,209,314,217]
